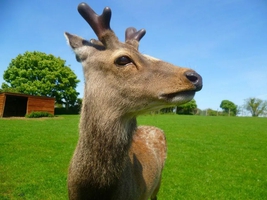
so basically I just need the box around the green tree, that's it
[0,83,20,93]
[220,100,237,116]
[2,51,80,109]
[244,98,267,117]
[176,99,197,115]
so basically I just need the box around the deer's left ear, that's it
[64,32,90,62]
[65,32,86,49]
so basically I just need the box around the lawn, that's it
[1,115,267,199]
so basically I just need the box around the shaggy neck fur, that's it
[75,93,137,189]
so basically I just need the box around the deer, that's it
[65,2,202,200]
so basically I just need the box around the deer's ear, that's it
[64,32,90,62]
[65,32,86,49]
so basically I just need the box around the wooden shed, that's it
[0,92,55,117]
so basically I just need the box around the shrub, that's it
[25,111,54,118]
[55,106,80,115]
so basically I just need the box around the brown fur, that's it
[65,3,202,200]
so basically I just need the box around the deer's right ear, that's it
[64,32,89,62]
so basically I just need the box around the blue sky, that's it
[1,0,266,112]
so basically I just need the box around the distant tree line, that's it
[157,98,267,117]
[197,98,266,117]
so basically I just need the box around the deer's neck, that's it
[75,98,137,188]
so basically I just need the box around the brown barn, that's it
[0,92,55,117]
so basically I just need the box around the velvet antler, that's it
[78,3,113,44]
[125,27,146,42]
[125,27,146,49]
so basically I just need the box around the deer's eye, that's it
[115,56,132,66]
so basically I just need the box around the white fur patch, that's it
[64,33,71,46]
[73,46,88,56]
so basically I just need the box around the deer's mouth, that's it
[159,90,195,104]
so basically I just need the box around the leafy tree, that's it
[0,83,20,93]
[2,51,80,109]
[176,99,197,115]
[244,98,267,117]
[220,100,237,116]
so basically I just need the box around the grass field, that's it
[1,115,267,199]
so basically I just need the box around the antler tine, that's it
[125,27,146,42]
[78,3,112,40]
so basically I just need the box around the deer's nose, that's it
[184,71,203,91]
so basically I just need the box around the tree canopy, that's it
[244,98,267,117]
[220,100,238,116]
[2,51,80,109]
[176,99,197,115]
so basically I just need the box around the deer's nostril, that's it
[184,71,203,91]
[186,74,198,83]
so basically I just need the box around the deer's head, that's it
[65,3,202,115]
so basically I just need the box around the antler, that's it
[125,27,146,42]
[78,3,112,42]
[125,27,146,49]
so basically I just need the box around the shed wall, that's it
[0,92,55,117]
[0,93,5,117]
[27,96,55,115]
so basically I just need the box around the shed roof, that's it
[0,92,55,100]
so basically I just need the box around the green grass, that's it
[0,116,79,200]
[139,115,267,199]
[1,115,267,199]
